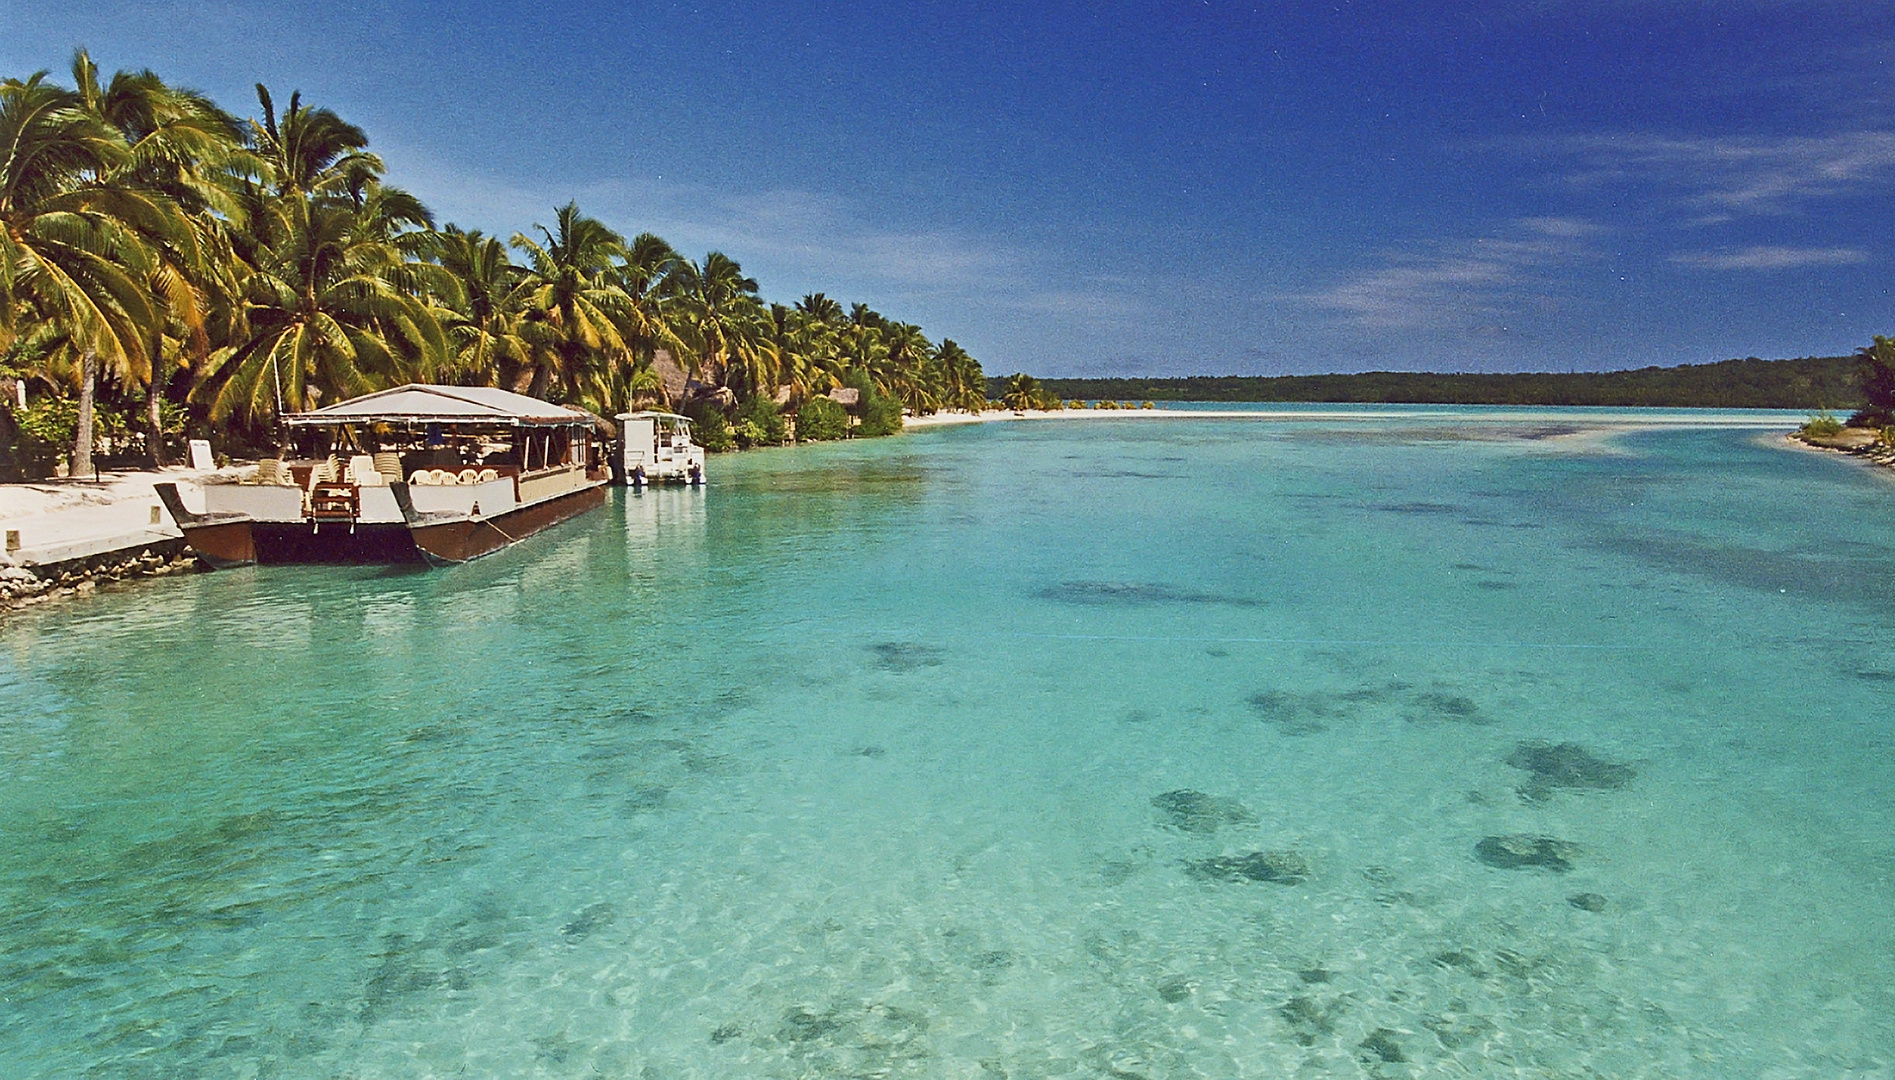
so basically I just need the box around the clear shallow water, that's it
[2,409,1892,1079]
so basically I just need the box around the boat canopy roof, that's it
[616,411,693,426]
[285,385,592,428]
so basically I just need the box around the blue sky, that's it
[5,0,1894,376]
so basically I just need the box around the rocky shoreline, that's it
[0,539,198,615]
[1788,427,1895,471]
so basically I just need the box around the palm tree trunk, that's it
[73,350,97,478]
[147,367,169,467]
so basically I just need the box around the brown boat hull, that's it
[163,481,606,569]
[406,483,608,566]
[176,519,259,569]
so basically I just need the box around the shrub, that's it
[857,388,903,437]
[683,399,735,452]
[732,394,787,448]
[1800,412,1844,438]
[796,396,848,441]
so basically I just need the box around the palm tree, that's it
[880,321,936,413]
[510,202,633,400]
[423,225,532,386]
[608,231,692,399]
[669,251,770,396]
[195,193,448,422]
[935,339,985,412]
[70,52,245,464]
[246,84,380,203]
[1002,372,1042,411]
[0,66,199,474]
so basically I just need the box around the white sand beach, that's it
[0,466,240,569]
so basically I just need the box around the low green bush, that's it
[796,396,848,441]
[732,394,787,448]
[1800,412,1844,438]
[683,399,735,452]
[857,390,903,437]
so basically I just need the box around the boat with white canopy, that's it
[156,384,608,568]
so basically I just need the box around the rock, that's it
[1506,741,1634,799]
[1151,789,1255,833]
[1186,850,1308,884]
[1475,834,1578,872]
[1568,892,1608,912]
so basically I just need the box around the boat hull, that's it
[177,519,259,569]
[406,484,607,566]
[253,522,427,564]
[161,480,606,569]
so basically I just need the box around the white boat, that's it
[616,411,705,486]
[157,385,608,568]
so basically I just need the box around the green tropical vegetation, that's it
[0,54,990,479]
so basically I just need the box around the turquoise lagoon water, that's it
[2,408,1892,1078]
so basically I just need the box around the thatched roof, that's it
[827,387,861,406]
[652,351,691,400]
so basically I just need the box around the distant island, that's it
[999,355,1864,411]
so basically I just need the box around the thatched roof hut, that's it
[651,351,691,404]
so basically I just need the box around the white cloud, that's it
[1670,245,1870,270]
[1296,221,1598,331]
[1557,131,1895,214]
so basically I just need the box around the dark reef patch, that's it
[1247,690,1342,735]
[869,641,945,672]
[1251,682,1486,732]
[1475,834,1578,872]
[1278,995,1343,1044]
[1151,789,1256,833]
[1337,680,1413,702]
[560,902,616,940]
[1185,850,1309,884]
[622,786,670,813]
[1039,580,1261,607]
[1409,691,1484,723]
[1359,1029,1407,1064]
[1568,892,1608,912]
[1506,741,1634,799]
[1425,1011,1496,1049]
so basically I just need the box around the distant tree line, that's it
[1001,355,1867,410]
